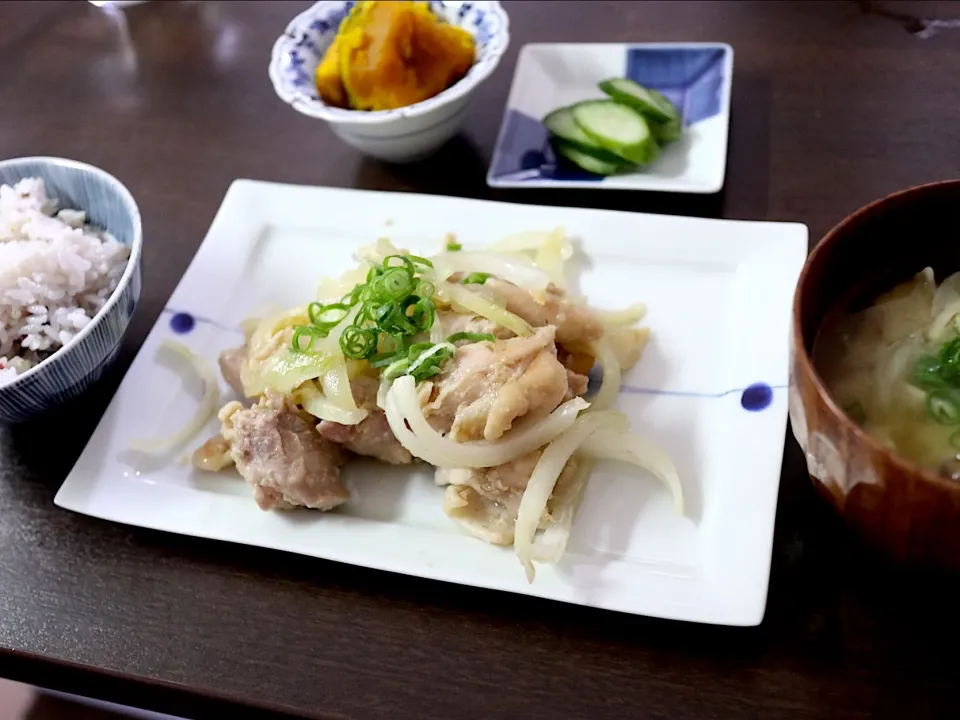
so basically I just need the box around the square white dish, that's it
[487,43,734,193]
[56,180,806,626]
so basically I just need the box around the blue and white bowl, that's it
[269,1,510,163]
[0,157,142,423]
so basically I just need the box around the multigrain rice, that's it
[0,178,129,387]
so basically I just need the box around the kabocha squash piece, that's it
[407,2,475,100]
[337,1,476,112]
[337,1,418,111]
[315,36,348,108]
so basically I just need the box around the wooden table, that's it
[3,1,960,718]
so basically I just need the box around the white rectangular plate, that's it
[57,180,807,626]
[488,43,733,193]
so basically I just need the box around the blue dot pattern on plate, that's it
[170,312,196,334]
[741,383,773,412]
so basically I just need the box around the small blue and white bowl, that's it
[488,43,734,193]
[269,1,510,163]
[0,157,142,423]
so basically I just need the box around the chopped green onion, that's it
[446,240,462,251]
[340,325,377,359]
[377,301,417,335]
[417,280,436,299]
[407,254,434,268]
[384,358,411,379]
[413,364,446,382]
[377,267,416,300]
[294,252,441,360]
[291,325,327,352]
[369,351,401,368]
[308,302,350,328]
[911,338,960,424]
[447,331,496,344]
[913,354,945,390]
[942,338,960,367]
[382,255,417,274]
[407,343,454,383]
[407,341,435,357]
[462,272,491,285]
[411,297,436,331]
[927,390,960,425]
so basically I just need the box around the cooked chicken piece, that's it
[344,411,413,465]
[422,326,569,442]
[434,308,515,340]
[443,485,516,545]
[348,373,379,407]
[437,449,540,496]
[315,420,355,444]
[220,402,348,511]
[438,451,580,545]
[557,345,596,376]
[565,369,589,400]
[218,345,247,398]
[191,435,234,472]
[316,374,413,465]
[486,279,604,346]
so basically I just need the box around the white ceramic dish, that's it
[487,43,733,193]
[57,180,806,626]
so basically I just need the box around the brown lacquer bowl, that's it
[791,180,960,568]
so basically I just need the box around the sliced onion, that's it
[590,338,621,412]
[239,317,260,341]
[320,356,361,411]
[297,381,368,425]
[354,237,402,267]
[514,411,624,582]
[249,306,307,355]
[579,429,684,515]
[533,228,572,289]
[432,251,550,293]
[384,375,589,468]
[376,375,393,410]
[316,264,368,303]
[437,281,533,337]
[129,340,219,454]
[315,303,361,355]
[384,390,439,461]
[597,304,647,325]
[488,229,558,253]
[529,456,594,565]
[262,350,333,395]
[606,326,650,372]
[875,337,920,412]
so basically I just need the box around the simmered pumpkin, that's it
[314,36,348,108]
[314,1,475,112]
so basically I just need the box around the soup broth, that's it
[815,267,960,480]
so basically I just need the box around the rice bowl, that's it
[0,157,142,423]
[0,178,130,387]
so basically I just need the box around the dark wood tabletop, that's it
[3,0,960,718]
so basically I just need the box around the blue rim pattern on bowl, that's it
[488,44,730,185]
[0,157,142,422]
[269,1,510,123]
